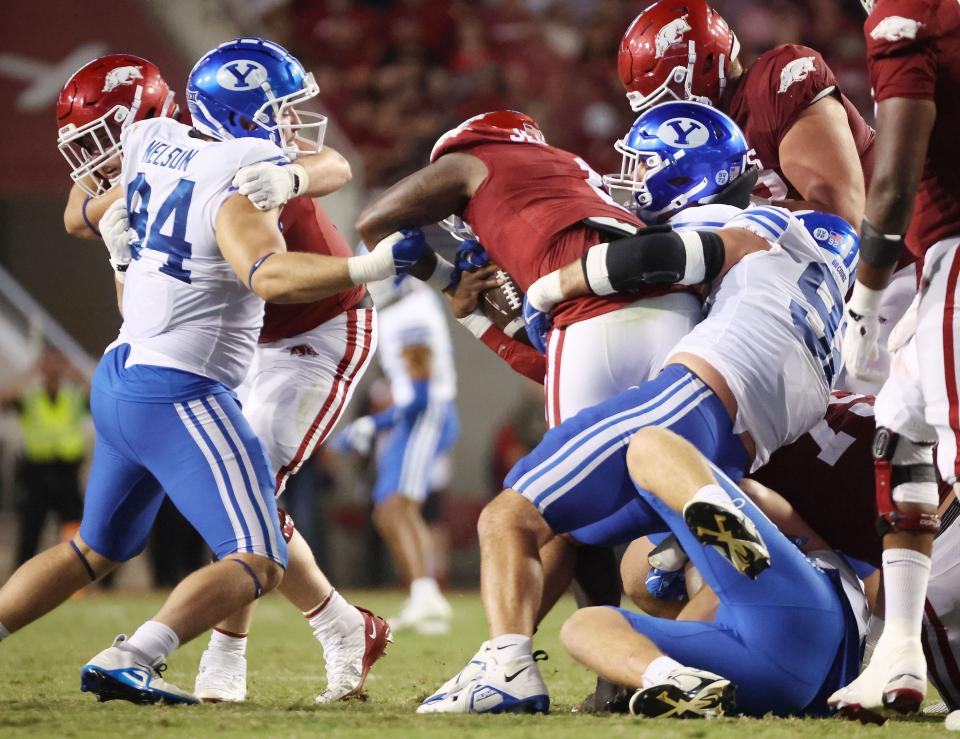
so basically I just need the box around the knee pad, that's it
[277,506,295,543]
[873,427,940,535]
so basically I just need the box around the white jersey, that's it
[667,204,851,470]
[111,117,287,388]
[370,277,457,405]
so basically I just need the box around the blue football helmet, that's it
[187,37,325,157]
[604,101,752,221]
[795,210,860,289]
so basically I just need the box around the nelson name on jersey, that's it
[141,139,199,172]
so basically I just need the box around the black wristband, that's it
[859,218,903,269]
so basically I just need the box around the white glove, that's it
[99,198,135,281]
[233,162,309,210]
[841,281,885,383]
[887,291,920,355]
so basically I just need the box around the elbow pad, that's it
[581,226,725,295]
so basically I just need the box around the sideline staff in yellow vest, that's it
[0,348,89,566]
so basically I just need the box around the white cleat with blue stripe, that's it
[417,649,549,714]
[81,635,199,706]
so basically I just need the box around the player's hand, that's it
[331,416,376,456]
[842,281,885,383]
[447,264,502,319]
[233,162,308,210]
[455,239,489,272]
[522,293,551,354]
[379,228,428,275]
[644,566,688,602]
[100,198,135,278]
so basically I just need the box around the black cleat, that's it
[572,677,631,713]
[684,500,771,579]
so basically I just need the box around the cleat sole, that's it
[81,667,198,706]
[630,680,735,719]
[883,688,924,715]
[684,501,771,579]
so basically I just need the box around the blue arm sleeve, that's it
[370,409,396,432]
[396,379,431,421]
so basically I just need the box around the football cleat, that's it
[572,677,631,714]
[388,592,453,635]
[194,648,247,703]
[829,636,926,724]
[419,641,492,708]
[417,650,549,714]
[315,606,392,703]
[81,635,198,705]
[683,499,771,579]
[629,667,735,719]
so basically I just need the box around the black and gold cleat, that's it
[629,667,735,719]
[683,500,771,579]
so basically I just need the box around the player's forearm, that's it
[64,185,122,239]
[297,146,352,197]
[251,252,353,303]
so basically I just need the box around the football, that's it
[481,270,532,346]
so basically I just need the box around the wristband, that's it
[426,253,458,291]
[82,196,102,238]
[582,243,614,295]
[457,310,494,339]
[290,163,309,197]
[347,233,402,284]
[526,271,564,312]
[860,218,903,269]
[847,280,885,319]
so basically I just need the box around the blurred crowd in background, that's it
[228,0,873,188]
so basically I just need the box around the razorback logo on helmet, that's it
[870,15,922,42]
[655,14,692,58]
[777,56,817,94]
[102,65,143,93]
[430,110,545,162]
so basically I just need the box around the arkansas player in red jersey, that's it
[834,0,960,719]
[357,110,701,428]
[55,54,389,706]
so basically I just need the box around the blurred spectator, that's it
[0,348,88,567]
[278,0,872,190]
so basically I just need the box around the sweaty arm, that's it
[776,95,866,227]
[63,184,122,238]
[526,225,769,312]
[216,193,354,303]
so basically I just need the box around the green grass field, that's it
[0,590,948,737]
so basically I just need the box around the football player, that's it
[833,0,960,720]
[0,40,418,704]
[334,274,459,634]
[417,102,857,715]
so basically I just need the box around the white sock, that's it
[304,589,358,639]
[642,655,684,688]
[490,633,531,659]
[122,620,180,665]
[410,577,441,602]
[210,628,247,657]
[691,483,732,508]
[0,621,9,641]
[882,548,931,641]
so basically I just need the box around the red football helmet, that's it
[57,54,178,196]
[618,0,740,113]
[430,110,546,162]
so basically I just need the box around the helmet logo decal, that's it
[102,66,143,93]
[777,57,817,94]
[870,16,922,42]
[657,117,709,148]
[655,15,692,58]
[216,60,268,91]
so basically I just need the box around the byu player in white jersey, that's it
[419,102,858,715]
[334,275,459,633]
[0,41,426,705]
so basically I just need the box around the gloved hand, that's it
[377,227,428,275]
[842,281,885,383]
[522,292,551,354]
[232,162,309,210]
[644,566,688,601]
[330,416,376,456]
[99,198,135,280]
[455,239,490,272]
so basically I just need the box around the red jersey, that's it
[432,120,679,327]
[722,44,876,202]
[751,393,881,567]
[865,0,960,255]
[259,197,365,344]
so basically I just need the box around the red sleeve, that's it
[865,0,938,102]
[479,326,546,384]
[755,45,842,144]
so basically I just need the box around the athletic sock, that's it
[691,483,733,509]
[490,633,531,660]
[410,577,442,602]
[122,620,180,666]
[0,621,9,641]
[304,589,358,637]
[881,548,931,641]
[210,628,248,657]
[642,655,684,688]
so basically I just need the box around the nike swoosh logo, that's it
[503,666,529,682]
[369,622,377,640]
[496,644,518,650]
